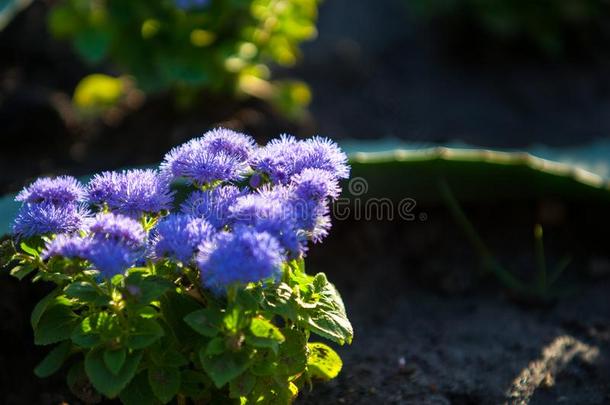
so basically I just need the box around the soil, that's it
[1,1,610,404]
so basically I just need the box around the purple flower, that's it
[153,214,214,262]
[86,239,140,278]
[87,169,174,217]
[42,234,92,260]
[161,133,252,185]
[200,128,256,161]
[180,185,242,229]
[291,168,341,201]
[16,176,86,205]
[252,135,304,184]
[295,137,350,180]
[253,135,350,184]
[229,191,305,256]
[87,213,146,248]
[196,225,283,291]
[13,202,90,238]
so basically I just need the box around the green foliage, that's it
[409,0,609,55]
[48,0,320,116]
[7,239,352,404]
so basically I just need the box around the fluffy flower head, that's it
[16,176,86,205]
[153,214,214,262]
[13,203,89,238]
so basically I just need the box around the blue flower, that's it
[16,176,86,205]
[86,239,141,278]
[180,185,242,229]
[13,202,90,238]
[87,213,146,248]
[42,234,92,260]
[295,137,350,180]
[200,128,256,161]
[253,135,350,184]
[229,191,306,256]
[252,135,304,184]
[291,168,341,201]
[153,214,214,263]
[161,133,252,185]
[196,225,283,291]
[87,169,174,217]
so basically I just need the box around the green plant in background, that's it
[49,0,319,117]
[2,129,353,404]
[408,0,609,55]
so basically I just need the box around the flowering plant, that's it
[1,129,353,404]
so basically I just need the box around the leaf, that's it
[184,308,223,338]
[104,347,127,375]
[31,290,60,329]
[159,291,202,344]
[229,372,255,399]
[206,337,226,356]
[84,348,143,398]
[71,312,120,348]
[180,370,212,400]
[302,273,354,345]
[34,340,72,378]
[246,317,285,354]
[119,372,158,405]
[276,329,307,377]
[10,264,35,280]
[0,238,16,268]
[65,281,109,304]
[148,366,181,404]
[34,300,78,345]
[199,348,254,388]
[126,317,164,350]
[307,342,343,381]
[20,241,39,257]
[124,273,173,304]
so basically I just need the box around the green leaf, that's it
[31,290,60,330]
[104,347,127,375]
[184,308,223,338]
[277,329,307,377]
[302,273,354,345]
[20,241,39,257]
[263,282,299,321]
[229,372,256,399]
[65,281,109,304]
[206,337,226,356]
[124,273,173,304]
[34,300,78,345]
[159,291,202,344]
[119,372,158,405]
[126,317,164,350]
[180,370,212,400]
[307,342,343,381]
[85,349,143,398]
[199,348,254,388]
[34,341,72,378]
[71,312,120,348]
[148,366,181,404]
[10,264,35,280]
[246,317,285,353]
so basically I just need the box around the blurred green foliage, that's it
[48,0,320,117]
[409,0,610,55]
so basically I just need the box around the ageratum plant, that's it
[49,0,319,116]
[1,129,353,404]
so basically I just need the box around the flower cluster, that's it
[13,128,349,291]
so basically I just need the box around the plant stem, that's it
[438,177,527,293]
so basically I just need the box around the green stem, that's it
[438,177,527,293]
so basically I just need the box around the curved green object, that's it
[1,140,609,236]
